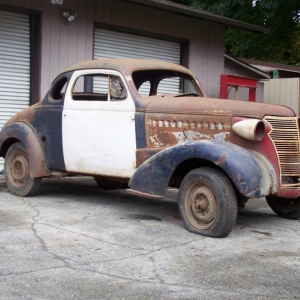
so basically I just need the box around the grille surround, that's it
[264,116,300,189]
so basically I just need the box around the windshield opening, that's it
[132,69,203,97]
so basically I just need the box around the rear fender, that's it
[0,122,50,177]
[129,140,277,199]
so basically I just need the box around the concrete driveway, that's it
[0,176,299,299]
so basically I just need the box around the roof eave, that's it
[126,0,269,33]
[225,54,271,79]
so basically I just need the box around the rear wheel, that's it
[4,142,41,197]
[178,167,237,238]
[266,195,300,219]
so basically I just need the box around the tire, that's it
[266,195,300,219]
[4,142,41,197]
[94,177,125,190]
[178,167,238,238]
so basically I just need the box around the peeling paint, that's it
[149,132,164,147]
[173,131,211,143]
[214,132,230,141]
[148,130,230,147]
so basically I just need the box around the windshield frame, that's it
[131,69,204,97]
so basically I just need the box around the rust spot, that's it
[145,114,231,148]
[215,152,228,166]
[136,148,161,167]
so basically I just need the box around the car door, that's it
[62,69,137,178]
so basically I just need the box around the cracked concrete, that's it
[0,176,299,299]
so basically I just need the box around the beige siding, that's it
[263,78,300,115]
[0,0,225,98]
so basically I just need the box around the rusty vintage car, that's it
[1,58,300,238]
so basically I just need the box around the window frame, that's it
[70,70,128,102]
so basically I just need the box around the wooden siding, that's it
[264,78,300,115]
[0,0,225,98]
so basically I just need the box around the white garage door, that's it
[94,28,181,95]
[0,10,30,171]
[94,28,180,63]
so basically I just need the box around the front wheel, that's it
[266,195,300,219]
[4,142,41,197]
[178,167,238,238]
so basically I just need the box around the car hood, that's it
[142,96,295,118]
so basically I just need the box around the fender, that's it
[129,140,278,199]
[0,122,50,178]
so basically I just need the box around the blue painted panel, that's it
[129,140,266,198]
[135,112,146,148]
[31,107,65,170]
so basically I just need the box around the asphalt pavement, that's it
[0,175,299,299]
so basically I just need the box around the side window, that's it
[72,74,127,101]
[109,75,127,99]
[51,76,68,101]
[183,78,198,94]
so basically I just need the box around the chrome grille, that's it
[264,116,300,189]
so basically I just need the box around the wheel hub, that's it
[194,196,209,212]
[188,186,218,228]
[11,154,28,184]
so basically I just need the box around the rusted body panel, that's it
[1,58,300,201]
[129,140,277,199]
[0,122,50,178]
[2,58,299,237]
[145,113,231,148]
[62,58,195,79]
[142,95,295,117]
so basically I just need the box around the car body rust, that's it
[0,59,300,226]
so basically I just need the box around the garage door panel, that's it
[94,28,180,63]
[0,10,30,170]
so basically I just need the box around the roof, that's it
[225,54,271,79]
[239,58,300,74]
[126,0,268,33]
[62,57,193,75]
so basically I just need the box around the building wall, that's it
[264,78,300,115]
[0,0,225,98]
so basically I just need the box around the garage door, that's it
[0,10,30,170]
[94,28,181,95]
[94,28,180,63]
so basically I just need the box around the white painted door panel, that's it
[62,70,136,178]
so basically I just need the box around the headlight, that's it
[232,119,266,141]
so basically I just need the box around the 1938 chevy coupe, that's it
[0,58,300,238]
